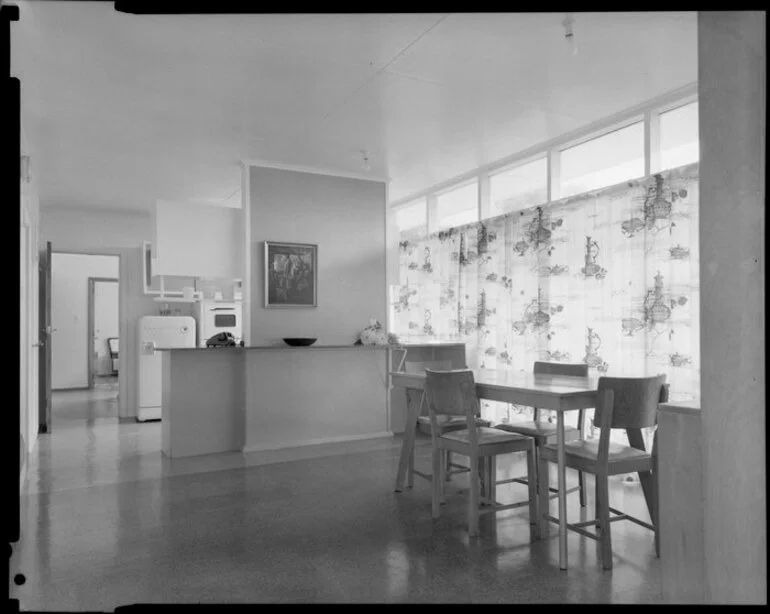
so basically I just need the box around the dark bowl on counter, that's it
[283,337,317,347]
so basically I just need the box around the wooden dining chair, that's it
[424,368,539,538]
[406,387,491,490]
[493,361,589,511]
[540,374,669,570]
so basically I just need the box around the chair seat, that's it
[495,420,581,442]
[417,415,491,430]
[440,427,530,446]
[542,439,652,465]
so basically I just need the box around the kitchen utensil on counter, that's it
[282,338,317,347]
[206,332,238,347]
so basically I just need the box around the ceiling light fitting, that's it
[562,13,577,56]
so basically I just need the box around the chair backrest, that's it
[107,337,119,354]
[593,375,668,430]
[533,361,589,377]
[423,368,480,433]
[532,362,589,422]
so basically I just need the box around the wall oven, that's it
[195,299,242,347]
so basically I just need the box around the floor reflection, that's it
[14,389,662,608]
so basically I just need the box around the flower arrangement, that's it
[354,319,400,346]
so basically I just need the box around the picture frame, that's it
[264,241,318,308]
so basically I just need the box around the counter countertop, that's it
[157,345,393,351]
[157,341,466,352]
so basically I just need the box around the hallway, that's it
[51,376,119,425]
[12,388,663,608]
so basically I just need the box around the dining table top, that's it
[390,368,600,398]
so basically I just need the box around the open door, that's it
[38,240,52,433]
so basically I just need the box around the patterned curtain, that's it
[391,163,700,444]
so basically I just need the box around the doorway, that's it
[49,252,120,426]
[88,277,119,390]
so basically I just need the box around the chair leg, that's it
[653,468,660,558]
[578,470,586,507]
[469,455,481,537]
[487,456,497,507]
[440,450,447,504]
[595,476,601,529]
[478,457,487,503]
[537,447,550,538]
[432,446,442,519]
[531,441,540,494]
[445,451,453,481]
[526,443,540,540]
[597,471,612,570]
[407,439,415,489]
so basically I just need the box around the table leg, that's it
[557,410,568,570]
[395,389,424,492]
[538,445,550,539]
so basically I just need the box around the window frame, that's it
[387,84,698,233]
[554,117,646,200]
[653,97,700,174]
[433,177,481,231]
[390,197,429,238]
[486,154,549,219]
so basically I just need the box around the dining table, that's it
[391,368,601,571]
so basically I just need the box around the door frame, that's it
[49,250,121,395]
[39,241,52,433]
[20,224,29,470]
[87,277,119,389]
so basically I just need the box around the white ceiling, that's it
[12,4,697,211]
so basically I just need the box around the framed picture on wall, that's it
[264,241,317,308]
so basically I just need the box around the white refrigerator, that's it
[137,316,196,422]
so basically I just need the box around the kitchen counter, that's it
[158,340,467,458]
[156,342,464,352]
[657,394,704,603]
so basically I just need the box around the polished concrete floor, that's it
[12,387,663,607]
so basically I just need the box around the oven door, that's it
[206,307,238,333]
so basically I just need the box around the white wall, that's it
[51,253,119,389]
[248,166,387,345]
[20,122,41,486]
[42,206,154,251]
[698,11,766,604]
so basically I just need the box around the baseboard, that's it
[242,431,395,454]
[136,406,161,422]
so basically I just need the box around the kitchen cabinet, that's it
[152,200,242,279]
[141,241,197,297]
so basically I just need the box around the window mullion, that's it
[648,110,662,174]
[426,194,438,234]
[548,148,561,203]
[479,173,490,221]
